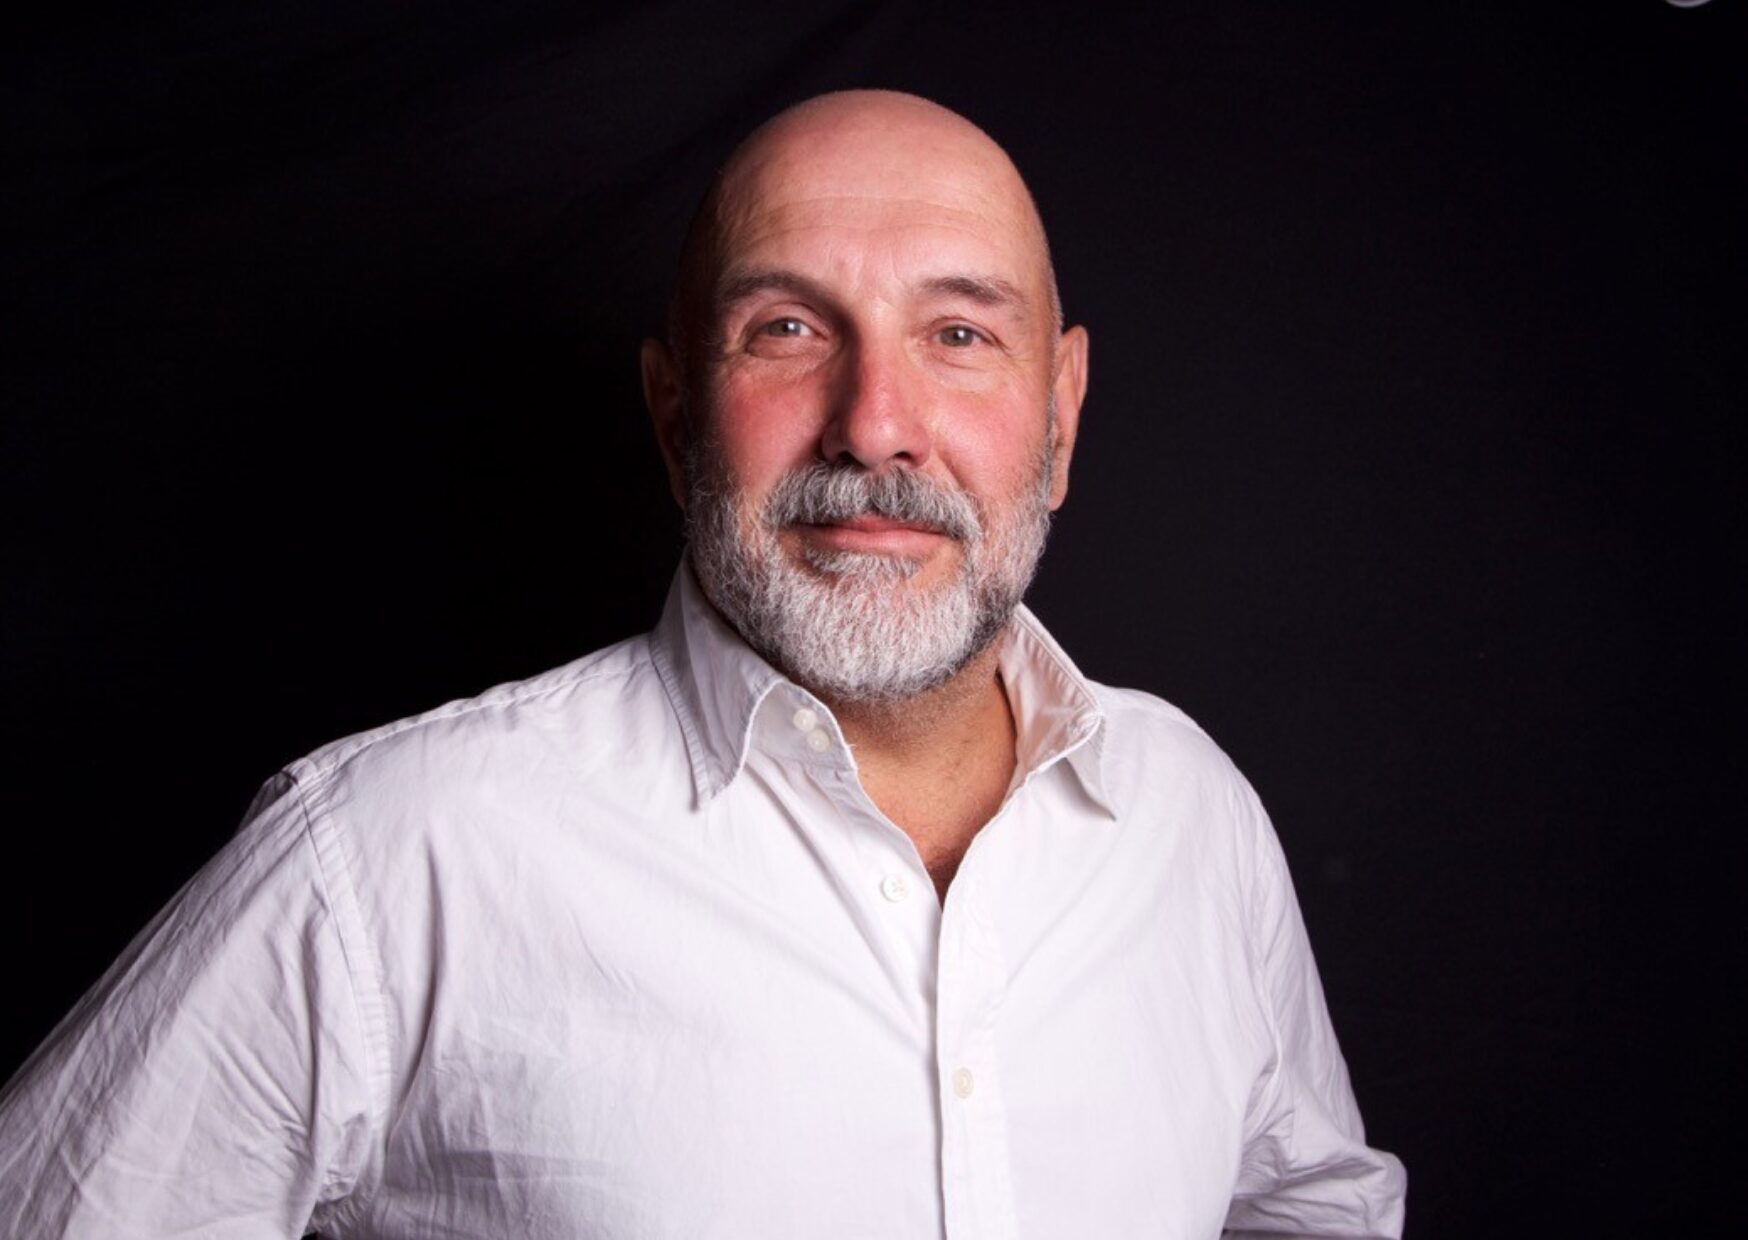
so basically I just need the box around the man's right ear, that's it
[640,338,690,510]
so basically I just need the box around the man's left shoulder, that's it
[1078,678,1274,841]
[1088,679,1242,779]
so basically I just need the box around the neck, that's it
[818,640,1014,774]
[816,639,1019,900]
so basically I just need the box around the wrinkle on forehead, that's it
[722,195,1029,268]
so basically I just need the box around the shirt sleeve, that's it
[1223,780,1408,1240]
[0,770,378,1239]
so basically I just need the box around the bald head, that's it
[669,91,1061,385]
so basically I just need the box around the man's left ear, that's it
[1047,325,1089,511]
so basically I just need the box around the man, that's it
[0,91,1405,1237]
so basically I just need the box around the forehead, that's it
[711,129,1047,290]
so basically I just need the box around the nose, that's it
[818,336,933,471]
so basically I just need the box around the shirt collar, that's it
[649,560,1116,818]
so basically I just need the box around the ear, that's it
[1045,324,1089,511]
[641,338,690,509]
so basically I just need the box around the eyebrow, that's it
[714,269,831,317]
[918,275,1031,320]
[713,269,1032,322]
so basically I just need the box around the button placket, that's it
[951,1066,975,1099]
[802,763,940,1024]
[936,866,1021,1239]
[845,814,938,1006]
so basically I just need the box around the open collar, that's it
[649,560,1115,818]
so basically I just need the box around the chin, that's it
[797,546,930,583]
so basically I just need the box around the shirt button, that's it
[952,1067,975,1099]
[880,873,909,902]
[805,728,832,752]
[792,707,819,732]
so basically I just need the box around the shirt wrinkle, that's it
[291,770,390,1214]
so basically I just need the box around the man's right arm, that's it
[0,772,377,1238]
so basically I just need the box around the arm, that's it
[1224,781,1407,1239]
[0,772,377,1238]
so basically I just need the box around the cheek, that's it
[707,374,825,489]
[936,398,1051,498]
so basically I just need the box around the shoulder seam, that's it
[1093,681,1216,741]
[291,641,656,792]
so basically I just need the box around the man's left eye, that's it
[937,325,983,348]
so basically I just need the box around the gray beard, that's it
[684,433,1054,705]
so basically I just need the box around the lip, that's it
[795,516,950,555]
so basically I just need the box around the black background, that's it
[2,2,1739,1235]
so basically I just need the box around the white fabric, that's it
[0,565,1406,1238]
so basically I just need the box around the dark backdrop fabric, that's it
[2,3,1738,1236]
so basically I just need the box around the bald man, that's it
[0,93,1405,1238]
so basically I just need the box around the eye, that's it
[761,317,814,338]
[936,324,985,348]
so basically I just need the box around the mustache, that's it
[761,464,982,543]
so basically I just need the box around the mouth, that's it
[793,514,952,555]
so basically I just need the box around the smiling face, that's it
[644,92,1088,702]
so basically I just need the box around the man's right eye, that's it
[761,317,813,338]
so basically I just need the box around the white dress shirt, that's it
[0,565,1405,1239]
